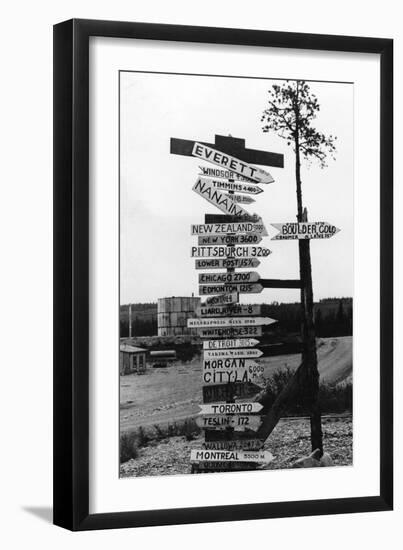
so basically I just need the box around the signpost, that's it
[195,258,260,270]
[198,402,263,415]
[271,221,340,240]
[203,338,260,350]
[199,283,265,295]
[190,449,273,463]
[188,316,276,328]
[200,304,262,317]
[192,143,275,184]
[171,134,284,472]
[191,246,271,258]
[197,233,262,246]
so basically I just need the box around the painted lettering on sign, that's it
[191,221,268,236]
[204,292,238,306]
[223,193,255,204]
[191,449,273,463]
[202,338,260,350]
[198,326,263,338]
[271,222,341,240]
[203,439,264,451]
[199,283,264,295]
[188,317,276,328]
[203,348,263,359]
[200,304,262,317]
[194,416,263,432]
[191,246,271,258]
[192,143,274,184]
[198,271,260,284]
[197,233,262,246]
[199,175,263,195]
[202,366,264,385]
[199,402,263,415]
[195,258,261,270]
[198,166,258,184]
[193,177,251,217]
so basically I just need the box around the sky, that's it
[120,71,353,305]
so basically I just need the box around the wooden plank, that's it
[195,258,260,270]
[204,348,263,359]
[200,304,262,317]
[198,174,263,194]
[191,246,271,259]
[202,381,263,402]
[271,221,340,240]
[191,449,273,463]
[199,402,263,414]
[203,338,260,350]
[191,221,267,236]
[198,271,260,284]
[199,283,265,295]
[170,135,284,168]
[188,316,276,328]
[204,292,238,306]
[195,415,262,432]
[198,326,263,338]
[193,177,252,217]
[259,278,302,289]
[197,233,262,246]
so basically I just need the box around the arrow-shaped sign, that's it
[195,258,261,270]
[198,174,264,195]
[198,402,264,415]
[188,317,276,328]
[198,271,260,284]
[204,291,238,306]
[199,283,265,295]
[224,193,255,204]
[191,220,268,236]
[191,246,271,259]
[193,177,252,217]
[204,348,263,359]
[203,381,263,402]
[203,338,260,350]
[197,233,262,246]
[200,304,262,317]
[194,415,263,432]
[203,438,264,451]
[191,449,273,463]
[271,221,341,240]
[199,326,263,338]
[192,143,274,184]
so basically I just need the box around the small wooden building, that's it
[119,344,147,375]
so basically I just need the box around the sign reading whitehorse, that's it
[188,317,276,328]
[198,233,262,246]
[195,415,262,432]
[191,221,268,236]
[191,449,273,463]
[191,246,271,258]
[192,143,274,184]
[199,326,263,338]
[199,271,260,284]
[203,338,260,350]
[199,402,263,415]
[195,258,260,270]
[271,221,341,240]
[193,177,251,217]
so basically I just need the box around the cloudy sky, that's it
[120,71,353,305]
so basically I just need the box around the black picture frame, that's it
[53,18,393,531]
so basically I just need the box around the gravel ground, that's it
[120,415,352,478]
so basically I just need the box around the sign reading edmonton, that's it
[271,222,341,240]
[192,143,274,184]
[199,283,265,295]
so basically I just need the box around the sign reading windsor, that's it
[170,131,341,474]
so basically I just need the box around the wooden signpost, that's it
[271,221,340,240]
[171,134,284,473]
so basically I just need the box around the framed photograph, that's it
[53,19,393,530]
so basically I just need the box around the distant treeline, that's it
[119,298,352,338]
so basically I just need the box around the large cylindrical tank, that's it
[157,297,200,336]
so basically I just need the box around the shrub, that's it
[120,431,139,463]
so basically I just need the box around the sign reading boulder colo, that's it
[271,221,340,240]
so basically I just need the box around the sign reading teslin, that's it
[192,143,274,184]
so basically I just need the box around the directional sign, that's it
[199,402,263,415]
[188,317,276,328]
[203,338,260,350]
[195,415,262,432]
[193,177,251,217]
[199,326,263,338]
[224,193,255,204]
[191,449,273,463]
[195,258,261,270]
[200,304,262,317]
[198,174,264,195]
[199,283,264,295]
[199,166,252,182]
[271,221,341,240]
[191,221,268,236]
[198,271,260,284]
[197,233,262,246]
[192,143,274,184]
[204,291,238,306]
[202,366,264,386]
[203,438,264,451]
[191,246,271,258]
[203,381,263,402]
[204,348,263,359]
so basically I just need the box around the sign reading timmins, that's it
[200,176,264,195]
[192,143,275,184]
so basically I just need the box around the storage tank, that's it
[157,297,201,336]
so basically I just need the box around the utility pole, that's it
[129,304,132,339]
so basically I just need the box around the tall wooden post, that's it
[129,304,132,339]
[299,208,323,455]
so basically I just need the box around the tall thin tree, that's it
[261,80,337,455]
